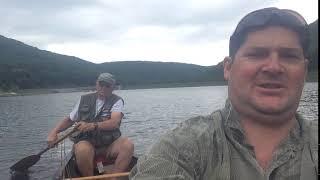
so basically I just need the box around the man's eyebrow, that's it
[278,47,303,53]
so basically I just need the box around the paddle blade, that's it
[10,155,40,171]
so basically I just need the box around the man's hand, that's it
[47,132,58,148]
[76,121,95,132]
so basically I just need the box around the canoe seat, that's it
[94,154,116,174]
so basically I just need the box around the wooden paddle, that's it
[65,172,130,180]
[10,125,79,171]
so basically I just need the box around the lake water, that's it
[0,83,318,179]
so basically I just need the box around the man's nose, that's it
[261,52,285,74]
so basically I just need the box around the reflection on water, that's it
[0,83,318,179]
[298,83,319,121]
[10,170,29,180]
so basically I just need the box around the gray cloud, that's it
[0,0,107,46]
[0,0,302,56]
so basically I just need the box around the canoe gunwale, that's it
[52,148,138,180]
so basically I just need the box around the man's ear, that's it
[223,56,232,81]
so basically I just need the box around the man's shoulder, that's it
[308,120,318,131]
[147,110,224,164]
[184,112,220,129]
[110,93,124,104]
[297,114,318,150]
[78,92,97,105]
[298,113,318,135]
[81,92,96,98]
[168,110,223,141]
[305,120,318,141]
[111,93,123,100]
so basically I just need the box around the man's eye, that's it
[280,53,305,64]
[281,53,299,59]
[247,53,260,57]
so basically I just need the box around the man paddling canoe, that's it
[47,73,134,179]
[130,7,318,179]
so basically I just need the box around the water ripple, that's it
[0,83,317,179]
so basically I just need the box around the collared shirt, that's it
[130,99,317,180]
[221,100,305,180]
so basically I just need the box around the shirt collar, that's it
[220,98,304,148]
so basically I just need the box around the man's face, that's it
[224,26,307,123]
[96,81,113,98]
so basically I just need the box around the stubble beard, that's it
[229,84,300,127]
[240,96,300,127]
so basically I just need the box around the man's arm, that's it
[97,111,123,130]
[97,99,124,130]
[130,117,211,180]
[77,99,124,132]
[47,98,80,140]
[130,128,197,180]
[76,112,122,132]
[47,117,74,145]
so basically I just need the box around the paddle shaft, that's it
[38,125,79,156]
[10,125,80,171]
[65,172,130,180]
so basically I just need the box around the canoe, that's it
[52,149,138,180]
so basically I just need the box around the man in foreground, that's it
[47,73,134,178]
[130,7,318,179]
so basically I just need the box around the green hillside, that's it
[0,20,318,91]
[0,35,223,91]
[0,35,99,90]
[97,61,223,87]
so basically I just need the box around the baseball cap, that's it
[229,7,309,58]
[97,73,116,85]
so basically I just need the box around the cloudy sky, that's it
[0,0,318,66]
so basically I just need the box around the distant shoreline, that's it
[0,81,226,97]
[0,80,318,97]
[0,87,94,97]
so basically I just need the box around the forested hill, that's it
[0,35,223,91]
[0,35,99,90]
[0,20,318,91]
[97,61,223,87]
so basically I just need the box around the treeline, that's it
[97,61,224,87]
[0,20,318,91]
[0,37,223,91]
